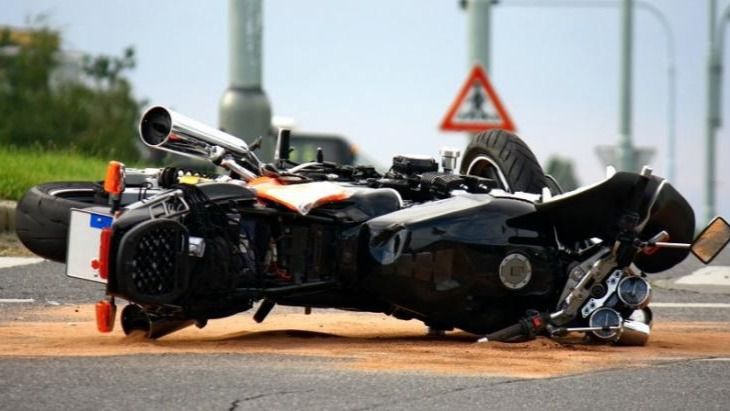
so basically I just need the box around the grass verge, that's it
[0,146,110,201]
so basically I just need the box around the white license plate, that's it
[65,208,113,283]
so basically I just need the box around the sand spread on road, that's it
[1,304,729,378]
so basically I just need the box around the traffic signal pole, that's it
[706,0,718,224]
[704,0,730,225]
[463,0,493,145]
[618,0,635,172]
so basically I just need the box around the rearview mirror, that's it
[691,216,730,264]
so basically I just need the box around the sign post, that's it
[440,65,515,133]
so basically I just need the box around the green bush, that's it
[0,25,142,162]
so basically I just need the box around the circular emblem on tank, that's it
[499,253,532,290]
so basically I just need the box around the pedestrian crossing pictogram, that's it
[440,65,516,132]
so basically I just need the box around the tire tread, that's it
[459,129,547,194]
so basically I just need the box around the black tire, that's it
[459,130,547,194]
[15,182,106,263]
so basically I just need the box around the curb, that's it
[0,200,17,233]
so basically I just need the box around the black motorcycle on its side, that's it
[15,106,730,344]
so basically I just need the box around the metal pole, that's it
[619,0,634,171]
[504,1,675,179]
[635,2,676,182]
[229,0,262,88]
[463,0,493,146]
[467,0,492,73]
[220,0,274,160]
[705,2,730,224]
[706,0,718,223]
[667,63,676,182]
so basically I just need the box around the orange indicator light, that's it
[95,299,117,333]
[103,161,125,195]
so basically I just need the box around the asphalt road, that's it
[1,250,729,410]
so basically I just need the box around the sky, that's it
[3,0,729,223]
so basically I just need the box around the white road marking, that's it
[0,257,44,269]
[0,298,35,304]
[675,266,730,286]
[651,302,730,308]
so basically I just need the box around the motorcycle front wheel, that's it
[15,182,106,262]
[460,129,547,194]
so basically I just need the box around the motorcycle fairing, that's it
[361,193,558,334]
[509,172,694,272]
[310,187,403,224]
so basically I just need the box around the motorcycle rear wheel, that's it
[460,130,547,194]
[15,182,105,263]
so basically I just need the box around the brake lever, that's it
[249,136,263,151]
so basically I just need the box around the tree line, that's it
[0,24,142,161]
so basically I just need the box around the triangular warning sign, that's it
[440,65,516,132]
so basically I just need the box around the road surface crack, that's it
[230,388,314,408]
[351,379,527,410]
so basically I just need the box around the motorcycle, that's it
[15,106,730,345]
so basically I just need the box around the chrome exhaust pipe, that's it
[139,106,260,171]
[616,319,651,346]
[616,308,653,346]
[121,304,194,339]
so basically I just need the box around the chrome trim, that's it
[498,253,532,290]
[188,237,206,258]
[561,325,623,333]
[46,188,96,196]
[628,307,653,327]
[220,158,257,181]
[617,319,651,346]
[581,270,622,318]
[616,276,652,309]
[487,189,541,202]
[588,307,623,341]
[439,147,461,174]
[555,247,610,310]
[653,242,691,249]
[551,250,616,326]
[465,155,511,192]
[288,162,321,173]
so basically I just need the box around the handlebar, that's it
[477,323,525,343]
[476,310,546,343]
